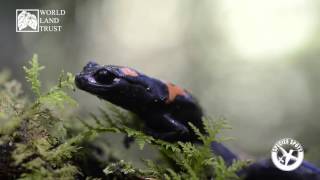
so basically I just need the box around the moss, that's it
[0,55,81,179]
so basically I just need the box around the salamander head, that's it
[75,62,151,108]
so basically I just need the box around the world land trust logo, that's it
[16,9,65,32]
[16,9,39,32]
[271,138,304,171]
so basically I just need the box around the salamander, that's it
[75,62,320,179]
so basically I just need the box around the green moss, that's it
[0,55,81,179]
[85,104,248,180]
[23,54,44,98]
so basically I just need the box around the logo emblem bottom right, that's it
[271,138,304,171]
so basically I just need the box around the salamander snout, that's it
[74,73,85,90]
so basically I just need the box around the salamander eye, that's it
[94,69,116,85]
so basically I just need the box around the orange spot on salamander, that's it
[165,82,187,103]
[120,67,139,77]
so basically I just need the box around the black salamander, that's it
[75,62,320,180]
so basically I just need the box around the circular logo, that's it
[271,138,304,171]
